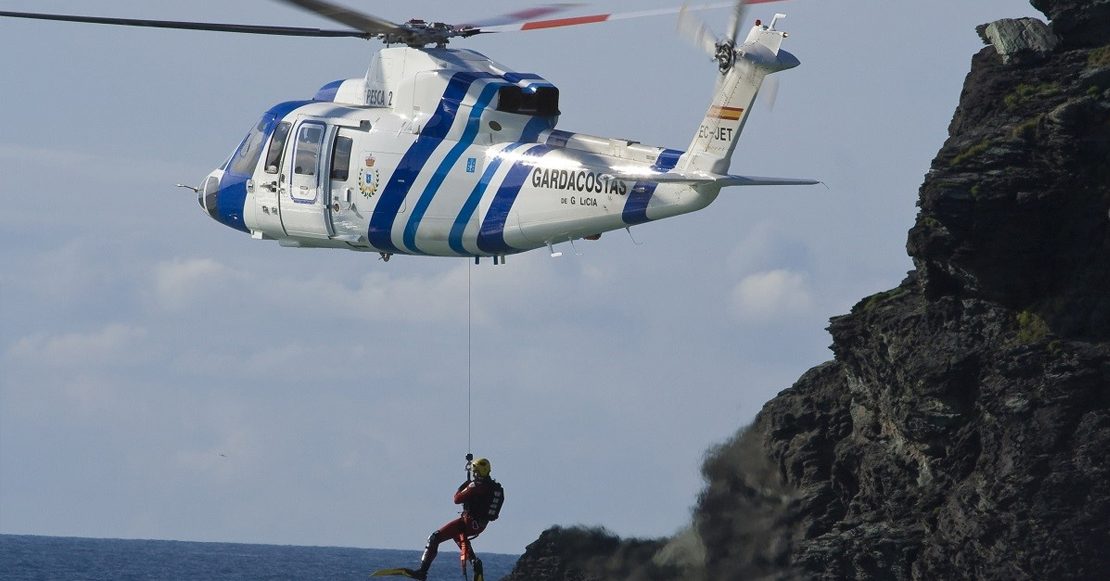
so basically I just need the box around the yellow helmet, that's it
[471,458,491,478]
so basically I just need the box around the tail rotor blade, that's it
[760,75,780,112]
[725,0,749,44]
[677,4,718,58]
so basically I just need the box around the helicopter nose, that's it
[198,172,221,221]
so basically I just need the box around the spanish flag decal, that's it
[708,106,744,121]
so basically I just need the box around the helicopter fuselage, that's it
[3,3,811,261]
[199,47,715,259]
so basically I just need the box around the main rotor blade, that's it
[457,4,584,29]
[476,2,733,33]
[272,0,403,37]
[477,0,795,35]
[0,10,369,38]
[2,0,801,45]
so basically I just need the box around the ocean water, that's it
[0,535,518,581]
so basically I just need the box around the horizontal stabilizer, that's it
[717,174,820,187]
[607,170,818,188]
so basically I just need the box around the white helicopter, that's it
[2,0,815,264]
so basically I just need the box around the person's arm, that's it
[454,480,489,504]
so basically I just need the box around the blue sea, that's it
[0,535,518,581]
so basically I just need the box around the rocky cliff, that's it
[503,0,1110,579]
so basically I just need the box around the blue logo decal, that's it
[466,158,477,173]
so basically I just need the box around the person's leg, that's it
[454,533,470,564]
[457,534,486,581]
[417,518,467,577]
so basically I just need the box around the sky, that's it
[0,0,1044,556]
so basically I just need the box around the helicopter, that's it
[1,0,815,264]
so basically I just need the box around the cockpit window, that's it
[264,122,292,174]
[331,135,353,182]
[228,117,270,176]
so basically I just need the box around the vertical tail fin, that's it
[680,15,799,175]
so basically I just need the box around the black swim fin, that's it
[370,567,425,579]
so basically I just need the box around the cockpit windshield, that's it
[226,114,276,176]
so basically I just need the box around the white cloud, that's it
[0,241,115,305]
[287,267,471,324]
[148,252,576,327]
[175,426,260,482]
[152,257,251,311]
[2,325,152,422]
[61,374,152,420]
[729,269,814,321]
[0,144,115,175]
[7,323,148,368]
[727,222,814,276]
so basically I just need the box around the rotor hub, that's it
[715,40,736,74]
[383,20,460,47]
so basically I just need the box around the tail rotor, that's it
[678,0,751,73]
[676,0,801,174]
[678,0,798,73]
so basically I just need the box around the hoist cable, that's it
[467,260,473,456]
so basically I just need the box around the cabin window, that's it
[294,124,324,176]
[331,135,353,182]
[228,117,270,175]
[264,122,291,174]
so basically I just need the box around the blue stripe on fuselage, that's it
[477,144,553,254]
[622,148,684,225]
[313,79,344,102]
[521,116,556,143]
[654,149,683,171]
[367,72,496,253]
[449,142,529,255]
[403,81,503,254]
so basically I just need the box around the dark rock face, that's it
[908,20,1110,339]
[1031,0,1110,47]
[755,290,1110,580]
[504,1,1110,579]
[503,527,676,581]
